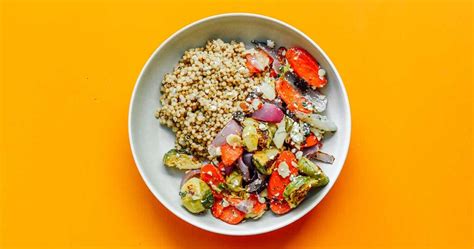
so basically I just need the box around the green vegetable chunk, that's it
[243,124,259,152]
[297,157,330,187]
[163,149,201,170]
[226,171,243,192]
[180,178,214,213]
[252,148,280,175]
[283,176,317,208]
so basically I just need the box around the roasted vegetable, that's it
[285,47,327,88]
[246,172,266,193]
[163,149,201,170]
[219,205,246,225]
[226,171,244,192]
[301,133,319,148]
[245,194,267,219]
[270,200,292,215]
[245,48,273,75]
[275,78,312,114]
[295,112,337,132]
[221,143,243,166]
[242,125,259,152]
[180,177,214,213]
[252,148,280,175]
[267,151,299,205]
[200,164,226,192]
[297,157,329,186]
[283,175,317,208]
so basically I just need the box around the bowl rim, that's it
[128,12,351,236]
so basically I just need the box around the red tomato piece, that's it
[220,143,243,166]
[275,78,312,114]
[285,47,327,88]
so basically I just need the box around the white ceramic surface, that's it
[129,13,351,236]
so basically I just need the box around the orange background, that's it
[1,0,473,248]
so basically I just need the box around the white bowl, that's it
[129,13,351,236]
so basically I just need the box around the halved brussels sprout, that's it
[242,125,259,152]
[163,149,201,170]
[283,176,317,208]
[179,177,214,213]
[252,148,280,175]
[226,171,244,192]
[297,157,329,187]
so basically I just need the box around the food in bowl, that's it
[155,39,336,225]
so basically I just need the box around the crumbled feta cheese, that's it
[252,98,262,110]
[290,122,305,144]
[289,174,296,181]
[318,68,326,77]
[208,146,221,157]
[221,199,230,207]
[260,81,276,100]
[291,148,297,153]
[258,123,267,131]
[232,179,240,187]
[295,151,303,160]
[278,162,291,178]
[266,40,275,48]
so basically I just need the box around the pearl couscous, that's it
[156,39,267,158]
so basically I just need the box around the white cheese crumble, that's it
[258,123,267,131]
[318,68,326,77]
[252,98,262,110]
[295,151,303,160]
[277,162,291,178]
[267,40,275,48]
[260,81,276,100]
[290,122,305,144]
[208,146,221,157]
[221,199,230,207]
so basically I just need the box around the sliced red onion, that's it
[251,103,284,123]
[302,144,320,157]
[180,169,201,187]
[303,146,335,164]
[242,153,253,167]
[223,164,234,176]
[210,119,242,147]
[246,173,266,193]
[237,156,251,182]
[314,151,335,164]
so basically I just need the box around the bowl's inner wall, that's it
[130,15,350,235]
